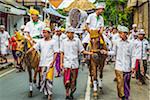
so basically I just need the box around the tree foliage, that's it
[96,0,132,27]
[57,9,68,16]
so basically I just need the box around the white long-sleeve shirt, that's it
[132,39,149,60]
[60,37,84,69]
[108,39,132,72]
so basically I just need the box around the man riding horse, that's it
[85,3,107,98]
[20,8,46,97]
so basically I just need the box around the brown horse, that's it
[86,28,108,98]
[16,33,40,97]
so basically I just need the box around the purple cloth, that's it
[55,53,61,75]
[123,72,131,100]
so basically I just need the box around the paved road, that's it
[0,63,149,100]
[0,65,88,100]
[89,63,149,100]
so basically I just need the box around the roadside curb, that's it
[0,68,15,78]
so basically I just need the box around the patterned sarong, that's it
[40,66,54,95]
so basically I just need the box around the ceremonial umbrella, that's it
[64,0,95,11]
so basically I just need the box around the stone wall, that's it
[133,2,149,37]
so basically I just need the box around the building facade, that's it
[0,0,27,35]
[127,0,150,38]
[16,0,46,21]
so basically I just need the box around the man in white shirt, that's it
[132,29,149,84]
[105,25,133,100]
[27,27,58,100]
[60,27,93,100]
[86,4,104,31]
[0,25,10,55]
[24,9,46,39]
[52,27,66,77]
[86,4,108,95]
[128,24,137,41]
[86,4,105,46]
[85,3,106,48]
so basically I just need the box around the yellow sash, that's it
[46,66,54,81]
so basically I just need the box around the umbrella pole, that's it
[44,0,48,20]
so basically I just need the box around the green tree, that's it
[57,9,68,16]
[96,0,132,27]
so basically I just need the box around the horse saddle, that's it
[88,29,105,45]
[89,29,99,39]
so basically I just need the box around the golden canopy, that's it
[64,0,95,12]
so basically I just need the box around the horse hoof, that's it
[93,91,98,97]
[28,91,33,97]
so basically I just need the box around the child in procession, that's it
[60,27,93,100]
[103,25,133,100]
[27,27,58,100]
[132,29,150,85]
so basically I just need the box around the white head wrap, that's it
[117,25,129,33]
[132,24,137,28]
[95,3,105,9]
[137,29,145,35]
[43,27,51,32]
[66,27,74,33]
